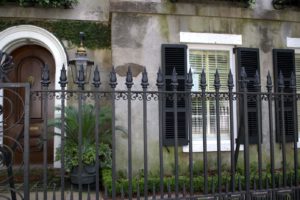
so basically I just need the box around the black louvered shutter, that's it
[162,44,188,146]
[236,48,262,144]
[273,49,297,143]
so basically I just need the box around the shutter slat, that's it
[162,44,188,146]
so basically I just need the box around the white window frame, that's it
[287,37,300,148]
[180,32,241,152]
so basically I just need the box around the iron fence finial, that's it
[200,68,207,91]
[93,65,101,88]
[141,67,149,89]
[171,67,178,89]
[227,69,234,90]
[109,66,117,88]
[59,64,68,88]
[266,71,273,91]
[126,66,133,88]
[290,71,296,90]
[278,70,284,89]
[214,69,221,90]
[240,67,248,90]
[186,68,193,90]
[41,64,51,87]
[254,70,261,89]
[77,64,85,89]
[156,67,164,88]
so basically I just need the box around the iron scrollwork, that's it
[0,51,14,82]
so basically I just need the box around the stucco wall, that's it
[111,0,300,175]
[0,0,109,21]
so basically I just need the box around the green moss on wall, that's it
[158,15,169,41]
[0,19,111,49]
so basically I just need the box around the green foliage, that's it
[0,0,78,8]
[246,0,256,8]
[0,19,111,49]
[102,168,300,197]
[51,104,113,171]
[193,160,204,176]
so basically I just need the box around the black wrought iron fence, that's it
[1,65,300,200]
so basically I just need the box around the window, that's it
[161,44,236,150]
[189,49,231,139]
[162,33,259,151]
[162,44,263,151]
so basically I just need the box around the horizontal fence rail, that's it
[1,66,300,200]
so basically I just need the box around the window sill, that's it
[182,139,243,152]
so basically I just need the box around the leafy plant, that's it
[51,104,114,172]
[0,19,111,49]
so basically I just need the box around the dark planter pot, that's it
[70,164,97,185]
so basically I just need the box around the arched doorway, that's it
[4,45,56,164]
[0,25,68,166]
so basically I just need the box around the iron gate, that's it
[0,83,30,200]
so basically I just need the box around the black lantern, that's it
[68,32,94,89]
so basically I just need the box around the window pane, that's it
[189,49,230,137]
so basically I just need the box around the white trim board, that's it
[287,37,300,48]
[180,32,242,45]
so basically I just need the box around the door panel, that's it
[4,45,55,164]
[18,57,44,120]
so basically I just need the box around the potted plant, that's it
[52,104,114,184]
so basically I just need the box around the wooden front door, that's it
[4,45,55,164]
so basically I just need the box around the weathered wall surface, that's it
[111,0,300,175]
[0,0,109,21]
[0,0,111,85]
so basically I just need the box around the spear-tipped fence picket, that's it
[1,65,300,200]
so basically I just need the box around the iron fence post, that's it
[156,68,164,199]
[141,68,149,200]
[200,68,208,194]
[240,67,250,200]
[41,64,51,200]
[214,69,222,195]
[58,64,67,200]
[228,70,235,192]
[93,65,101,200]
[266,71,275,198]
[126,67,133,200]
[279,71,287,187]
[171,68,179,199]
[254,70,262,189]
[24,83,30,200]
[290,72,298,192]
[186,68,193,197]
[77,64,85,200]
[109,67,118,200]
